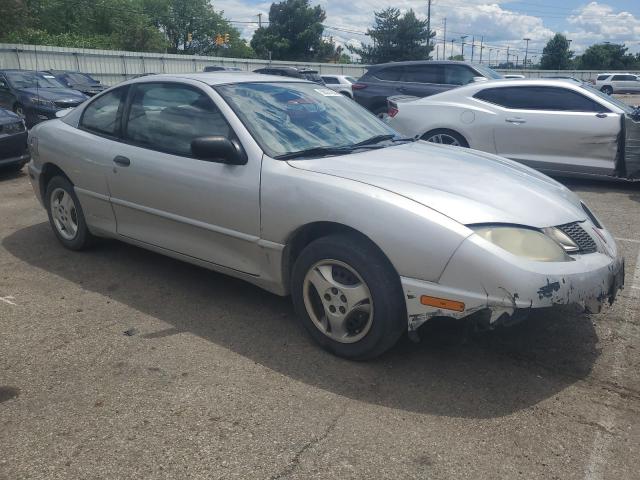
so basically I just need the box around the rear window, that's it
[322,77,339,84]
[596,74,611,81]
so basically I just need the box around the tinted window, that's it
[474,86,606,112]
[403,65,442,84]
[322,77,339,84]
[612,75,638,81]
[373,67,404,81]
[125,83,230,156]
[81,87,126,135]
[596,74,611,81]
[444,65,476,85]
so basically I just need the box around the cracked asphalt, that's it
[1,168,639,479]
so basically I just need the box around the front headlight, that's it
[28,97,56,109]
[472,226,572,262]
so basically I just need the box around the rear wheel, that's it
[601,85,613,95]
[291,233,406,359]
[45,176,95,250]
[422,129,469,147]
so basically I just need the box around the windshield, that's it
[472,64,503,79]
[216,82,399,158]
[580,83,635,114]
[6,71,65,89]
[64,72,99,85]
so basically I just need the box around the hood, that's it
[288,141,586,228]
[18,87,87,102]
[0,108,21,125]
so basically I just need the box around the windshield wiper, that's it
[351,134,417,147]
[274,145,355,160]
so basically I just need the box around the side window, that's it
[474,86,606,112]
[611,75,626,81]
[403,65,442,84]
[374,67,404,81]
[322,77,339,84]
[596,74,610,81]
[444,65,476,85]
[612,75,636,81]
[80,87,127,136]
[124,83,231,156]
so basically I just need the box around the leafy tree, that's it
[348,8,434,64]
[448,54,464,61]
[575,43,639,70]
[250,0,335,61]
[539,33,573,70]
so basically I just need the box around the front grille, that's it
[557,222,597,254]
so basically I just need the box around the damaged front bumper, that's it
[402,223,624,332]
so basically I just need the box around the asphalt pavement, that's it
[1,169,639,479]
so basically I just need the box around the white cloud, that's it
[566,2,640,53]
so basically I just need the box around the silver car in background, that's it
[27,73,624,359]
[320,74,358,98]
[387,79,640,180]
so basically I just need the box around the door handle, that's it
[505,118,526,125]
[113,155,131,167]
[595,112,608,118]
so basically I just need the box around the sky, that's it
[213,0,640,63]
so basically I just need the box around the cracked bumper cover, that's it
[402,223,624,331]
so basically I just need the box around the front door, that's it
[107,81,263,275]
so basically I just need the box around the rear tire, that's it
[45,176,95,250]
[291,233,406,360]
[601,85,613,95]
[422,129,469,148]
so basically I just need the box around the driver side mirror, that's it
[472,76,488,83]
[191,136,247,165]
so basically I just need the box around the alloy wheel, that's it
[50,188,78,240]
[425,133,461,146]
[302,259,374,344]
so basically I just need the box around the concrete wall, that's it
[2,44,639,86]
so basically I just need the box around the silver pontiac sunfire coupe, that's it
[27,73,624,359]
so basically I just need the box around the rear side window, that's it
[80,87,127,136]
[474,86,607,112]
[612,75,637,81]
[373,66,404,81]
[444,65,476,85]
[403,65,443,84]
[124,83,231,156]
[596,74,611,81]
[322,77,339,84]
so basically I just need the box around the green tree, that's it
[348,8,434,64]
[250,0,335,61]
[575,43,639,70]
[539,33,573,70]
[448,54,464,61]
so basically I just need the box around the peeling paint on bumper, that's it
[401,221,624,332]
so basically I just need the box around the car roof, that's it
[124,72,307,86]
[365,60,480,70]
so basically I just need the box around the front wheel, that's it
[601,85,613,95]
[422,129,469,147]
[291,234,406,359]
[45,176,95,250]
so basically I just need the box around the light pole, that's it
[523,37,531,70]
[460,35,468,60]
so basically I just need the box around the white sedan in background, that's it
[387,79,640,181]
[320,74,358,98]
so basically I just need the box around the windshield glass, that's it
[64,72,99,84]
[580,83,635,114]
[216,82,398,158]
[6,71,65,89]
[472,64,503,79]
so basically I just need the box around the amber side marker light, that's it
[420,295,465,312]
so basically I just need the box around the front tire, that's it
[291,233,406,359]
[45,176,94,250]
[601,85,613,95]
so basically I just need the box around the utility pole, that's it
[471,35,475,62]
[442,18,447,61]
[450,39,454,59]
[487,48,492,66]
[479,36,484,63]
[460,35,468,60]
[522,37,530,69]
[426,0,432,52]
[506,46,510,67]
[257,13,262,28]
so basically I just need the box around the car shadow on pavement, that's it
[3,223,601,419]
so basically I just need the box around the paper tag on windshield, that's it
[314,88,341,96]
[43,75,56,78]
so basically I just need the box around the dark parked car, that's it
[45,70,106,96]
[0,70,88,127]
[0,107,29,172]
[253,66,324,84]
[352,60,503,117]
[204,65,242,72]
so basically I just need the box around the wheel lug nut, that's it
[324,294,331,301]
[340,295,346,303]
[339,306,346,314]
[329,305,336,313]
[331,288,338,295]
